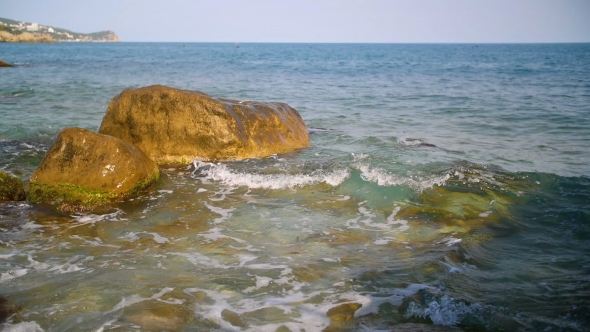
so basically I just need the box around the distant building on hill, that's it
[27,23,38,31]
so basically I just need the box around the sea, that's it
[0,43,589,331]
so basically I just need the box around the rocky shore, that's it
[4,85,309,212]
[0,17,120,42]
[0,31,55,43]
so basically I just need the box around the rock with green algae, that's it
[0,171,26,202]
[28,127,160,213]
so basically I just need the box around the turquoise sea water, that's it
[0,43,589,331]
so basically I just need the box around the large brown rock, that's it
[28,128,160,212]
[98,85,310,164]
[0,171,26,202]
[0,60,12,68]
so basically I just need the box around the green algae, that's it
[27,170,160,213]
[0,171,26,202]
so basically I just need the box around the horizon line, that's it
[100,41,590,44]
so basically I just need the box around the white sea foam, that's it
[346,203,410,234]
[243,276,273,293]
[208,187,234,201]
[357,164,449,191]
[120,232,139,242]
[237,254,259,266]
[170,252,227,268]
[0,268,28,283]
[21,222,44,230]
[70,235,120,248]
[0,321,45,332]
[405,294,488,326]
[204,202,235,224]
[438,237,462,247]
[182,283,431,332]
[71,210,125,228]
[243,263,290,270]
[192,160,349,189]
[322,257,341,263]
[119,232,170,244]
[106,287,175,313]
[146,232,170,244]
[201,227,246,244]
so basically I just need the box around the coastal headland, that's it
[0,16,120,42]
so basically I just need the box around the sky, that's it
[2,0,589,43]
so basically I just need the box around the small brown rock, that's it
[28,128,160,212]
[0,171,26,202]
[324,302,362,331]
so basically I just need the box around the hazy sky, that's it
[2,0,589,43]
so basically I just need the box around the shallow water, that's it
[0,43,589,331]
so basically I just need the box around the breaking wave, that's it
[192,159,450,192]
[192,160,349,189]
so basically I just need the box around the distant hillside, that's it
[0,17,120,42]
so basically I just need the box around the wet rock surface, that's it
[27,128,160,212]
[99,85,310,163]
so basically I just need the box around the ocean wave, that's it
[357,164,450,191]
[191,159,450,192]
[0,89,34,100]
[192,160,350,189]
[404,294,493,326]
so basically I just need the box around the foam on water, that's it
[356,164,450,191]
[405,294,491,326]
[192,158,450,193]
[345,202,410,236]
[181,282,432,331]
[107,287,175,313]
[70,210,126,229]
[192,160,350,189]
[70,235,121,248]
[170,251,227,269]
[0,268,28,283]
[0,321,44,332]
[201,227,246,244]
[204,202,235,224]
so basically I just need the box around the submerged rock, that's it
[28,128,160,212]
[99,85,310,164]
[0,171,26,202]
[0,60,12,68]
[325,302,362,331]
[0,296,22,323]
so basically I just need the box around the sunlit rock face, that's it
[98,85,310,164]
[28,128,160,212]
